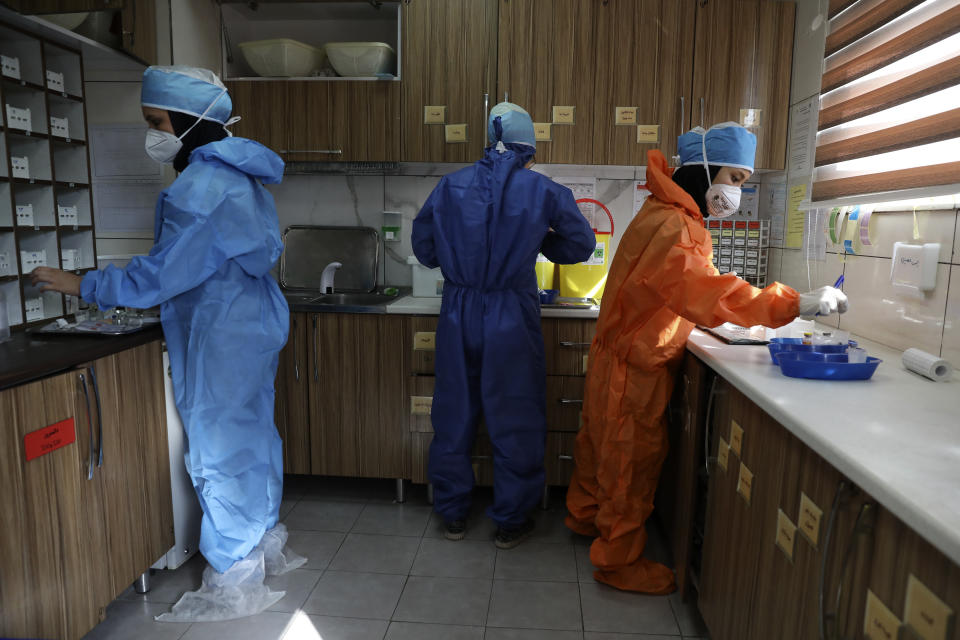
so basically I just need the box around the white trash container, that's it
[238,38,326,77]
[407,256,443,297]
[325,42,395,77]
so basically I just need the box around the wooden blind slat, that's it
[829,0,860,20]
[825,0,926,57]
[821,4,960,93]
[815,108,960,166]
[812,160,960,200]
[819,56,960,130]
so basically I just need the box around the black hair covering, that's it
[672,164,722,217]
[168,111,229,173]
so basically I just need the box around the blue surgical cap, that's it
[678,122,757,172]
[488,102,536,149]
[141,66,233,125]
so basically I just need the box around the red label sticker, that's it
[735,221,748,229]
[24,418,76,462]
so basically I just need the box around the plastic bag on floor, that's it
[155,549,285,622]
[257,523,307,576]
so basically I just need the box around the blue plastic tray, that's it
[539,289,559,305]
[774,351,882,380]
[767,339,849,363]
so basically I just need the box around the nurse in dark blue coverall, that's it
[411,102,595,548]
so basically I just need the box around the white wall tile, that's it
[778,248,845,292]
[851,210,957,263]
[398,163,472,177]
[533,164,637,180]
[942,266,959,366]
[384,175,442,287]
[839,257,950,354]
[767,247,784,284]
[791,0,827,105]
[954,212,960,264]
[596,179,635,260]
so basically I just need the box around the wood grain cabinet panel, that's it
[275,313,311,475]
[543,317,593,376]
[545,375,584,432]
[121,0,158,66]
[401,0,498,162]
[329,81,401,162]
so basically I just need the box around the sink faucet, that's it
[320,262,342,294]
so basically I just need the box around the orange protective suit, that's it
[565,150,800,594]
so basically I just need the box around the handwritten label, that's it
[553,106,575,125]
[737,462,753,505]
[730,420,744,456]
[410,396,433,416]
[740,108,762,128]
[24,418,76,461]
[423,105,446,124]
[798,492,823,547]
[905,574,954,640]
[636,124,660,143]
[864,590,902,640]
[413,332,436,351]
[445,124,468,143]
[534,123,552,141]
[615,107,638,125]
[775,509,797,561]
[582,354,589,374]
[717,437,730,472]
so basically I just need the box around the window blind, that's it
[812,0,960,204]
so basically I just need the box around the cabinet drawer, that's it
[545,432,577,486]
[409,375,435,433]
[542,318,595,376]
[545,376,584,432]
[410,318,439,374]
[409,431,496,486]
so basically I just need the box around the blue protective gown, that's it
[412,145,595,528]
[80,137,288,573]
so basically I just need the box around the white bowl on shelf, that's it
[325,42,395,77]
[41,12,89,31]
[238,38,326,78]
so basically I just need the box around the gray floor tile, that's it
[284,500,365,532]
[279,497,299,521]
[118,554,205,604]
[411,538,496,579]
[487,580,581,631]
[266,569,323,613]
[285,530,346,571]
[81,601,190,640]
[393,576,492,626]
[529,505,580,544]
[424,510,499,541]
[495,542,578,582]
[668,593,708,637]
[385,621,484,640]
[583,634,679,639]
[575,544,597,582]
[328,533,421,574]
[352,503,433,537]
[283,613,390,640]
[485,629,583,640]
[178,611,296,640]
[301,570,407,620]
[579,583,679,635]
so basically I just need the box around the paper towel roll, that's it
[902,348,953,382]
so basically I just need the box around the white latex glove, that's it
[798,286,849,320]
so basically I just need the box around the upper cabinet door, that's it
[121,0,158,66]
[329,82,401,162]
[692,0,795,171]
[226,80,290,155]
[592,0,696,166]
[401,0,498,163]
[497,0,598,165]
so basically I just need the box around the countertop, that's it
[0,326,164,390]
[384,295,602,319]
[686,327,960,566]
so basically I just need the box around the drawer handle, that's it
[280,149,343,155]
[558,398,583,405]
[560,341,591,348]
[558,454,574,461]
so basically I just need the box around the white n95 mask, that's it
[145,128,183,164]
[705,183,741,218]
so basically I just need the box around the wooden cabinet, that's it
[592,0,696,165]
[121,0,158,66]
[0,340,172,640]
[401,0,498,162]
[226,80,401,162]
[497,0,598,164]
[275,313,311,474]
[691,0,794,170]
[5,0,124,12]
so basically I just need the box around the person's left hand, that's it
[30,267,83,297]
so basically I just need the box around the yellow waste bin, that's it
[535,254,556,290]
[559,198,614,300]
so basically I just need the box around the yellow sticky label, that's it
[534,123,552,141]
[410,396,433,416]
[735,230,747,237]
[553,106,575,124]
[636,124,660,144]
[423,105,446,124]
[740,108,762,128]
[776,509,797,561]
[717,437,730,472]
[864,590,903,640]
[748,230,761,238]
[798,493,823,548]
[730,420,744,456]
[413,331,436,351]
[722,229,734,237]
[445,124,468,143]
[738,462,753,505]
[904,574,954,640]
[615,106,637,125]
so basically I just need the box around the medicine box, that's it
[61,248,81,271]
[50,116,69,139]
[1,55,20,79]
[16,204,34,226]
[0,251,10,275]
[58,205,79,225]
[20,249,47,271]
[11,156,29,179]
[46,70,64,92]
[5,105,32,132]
[25,297,44,322]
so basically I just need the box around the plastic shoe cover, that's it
[155,549,285,622]
[256,523,307,576]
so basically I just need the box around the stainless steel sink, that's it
[309,293,399,306]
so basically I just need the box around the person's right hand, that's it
[798,286,848,320]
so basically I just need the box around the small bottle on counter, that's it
[802,331,814,346]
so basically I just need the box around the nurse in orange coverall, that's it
[565,123,849,593]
